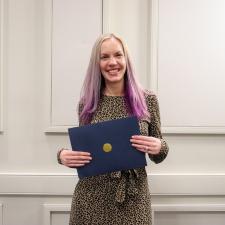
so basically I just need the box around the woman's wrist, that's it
[57,148,64,164]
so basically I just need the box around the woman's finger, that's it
[131,143,150,153]
[68,163,85,168]
[65,155,92,161]
[67,159,91,164]
[130,138,155,147]
[132,143,160,155]
[72,151,92,156]
[63,150,91,157]
[66,159,91,167]
[131,135,156,141]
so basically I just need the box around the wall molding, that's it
[152,203,225,225]
[44,0,125,134]
[149,0,159,93]
[150,0,225,134]
[43,203,225,225]
[45,0,103,133]
[0,173,225,196]
[0,203,2,225]
[152,203,225,212]
[0,0,4,132]
[162,126,225,135]
[45,0,53,133]
[45,125,70,133]
[43,204,70,225]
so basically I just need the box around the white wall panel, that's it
[151,0,225,133]
[49,0,102,131]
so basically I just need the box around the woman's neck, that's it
[103,83,125,96]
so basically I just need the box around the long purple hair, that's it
[79,33,149,124]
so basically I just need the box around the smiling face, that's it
[99,37,126,88]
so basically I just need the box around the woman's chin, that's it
[105,78,124,85]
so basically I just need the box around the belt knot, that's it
[110,169,139,204]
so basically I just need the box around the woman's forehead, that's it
[100,38,124,53]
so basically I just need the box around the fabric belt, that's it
[110,169,139,204]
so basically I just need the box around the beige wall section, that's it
[0,0,225,225]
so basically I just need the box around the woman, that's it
[57,33,169,225]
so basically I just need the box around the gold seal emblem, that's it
[103,143,112,153]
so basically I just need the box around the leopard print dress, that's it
[69,92,169,225]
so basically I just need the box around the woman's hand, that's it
[59,149,92,168]
[130,135,161,155]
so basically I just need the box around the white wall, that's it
[0,0,225,225]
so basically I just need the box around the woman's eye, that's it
[116,54,123,58]
[100,55,109,60]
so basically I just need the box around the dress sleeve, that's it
[146,93,169,164]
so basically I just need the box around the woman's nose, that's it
[108,56,117,65]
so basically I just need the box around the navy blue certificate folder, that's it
[68,116,147,179]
